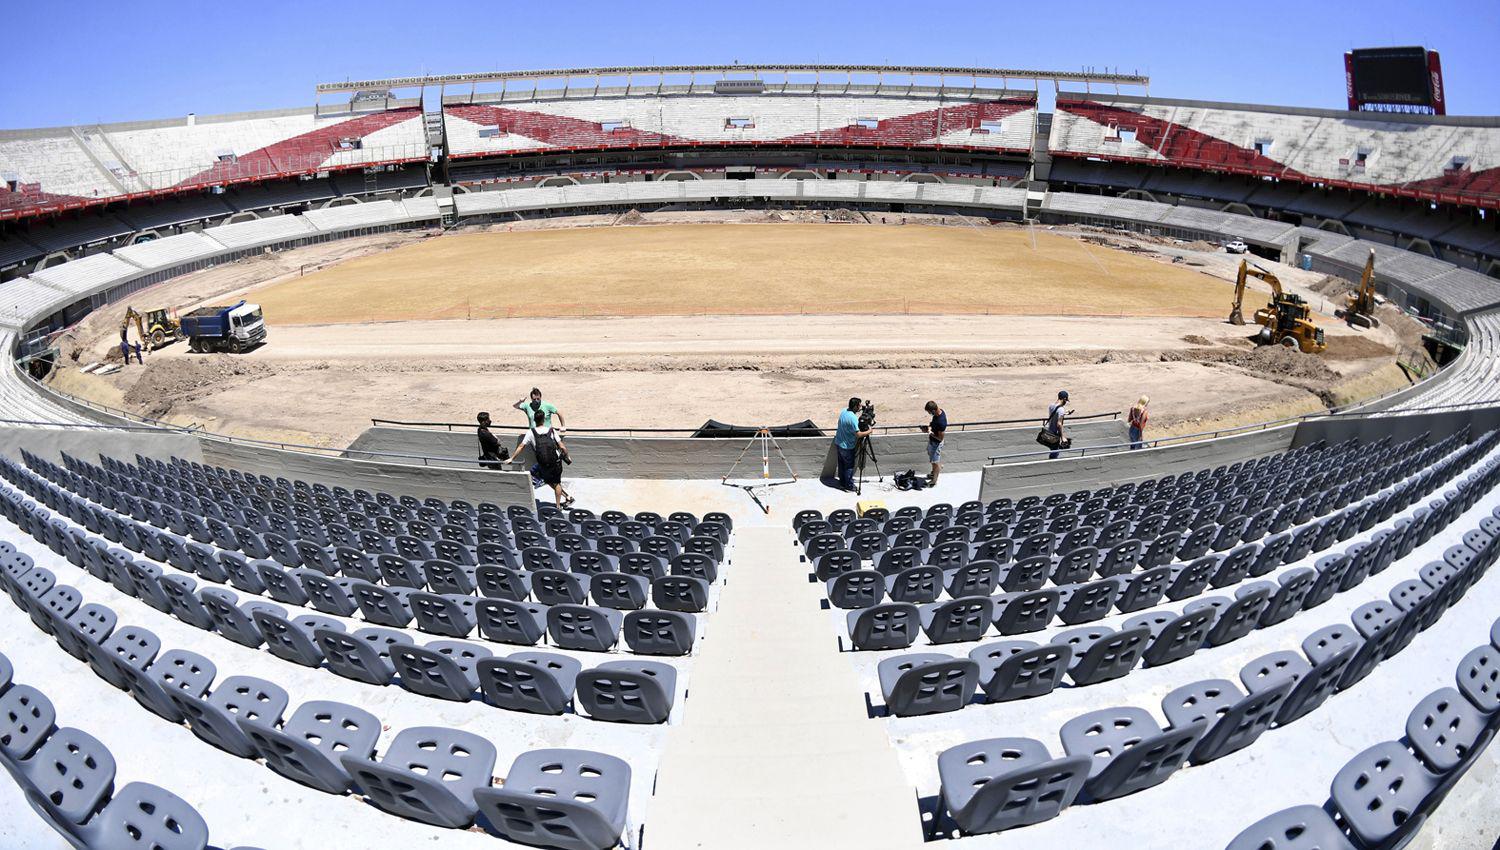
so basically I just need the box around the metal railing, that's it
[369,410,1123,437]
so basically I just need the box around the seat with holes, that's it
[477,652,582,716]
[937,737,1091,835]
[239,700,381,794]
[575,660,676,724]
[878,654,978,717]
[170,675,289,759]
[1330,741,1439,848]
[1224,805,1356,850]
[969,641,1071,703]
[1059,707,1205,802]
[341,726,497,828]
[474,748,632,850]
[71,782,209,850]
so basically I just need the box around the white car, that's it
[1224,239,1249,254]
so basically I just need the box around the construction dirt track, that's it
[52,215,1419,448]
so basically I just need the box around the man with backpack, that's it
[514,409,575,508]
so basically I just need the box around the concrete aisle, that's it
[645,525,922,849]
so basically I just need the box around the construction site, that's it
[47,211,1424,448]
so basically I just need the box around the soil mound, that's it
[615,209,646,225]
[124,356,272,420]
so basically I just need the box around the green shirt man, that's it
[514,387,565,431]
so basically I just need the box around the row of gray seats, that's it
[844,433,1488,654]
[0,543,637,848]
[1,458,701,659]
[0,649,233,850]
[879,447,1498,717]
[1224,619,1500,849]
[0,486,680,723]
[931,484,1499,838]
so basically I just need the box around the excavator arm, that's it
[1228,260,1283,324]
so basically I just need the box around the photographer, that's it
[920,400,947,486]
[514,409,575,509]
[1045,390,1072,459]
[833,396,873,492]
[476,411,509,470]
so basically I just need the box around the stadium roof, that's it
[316,64,1150,93]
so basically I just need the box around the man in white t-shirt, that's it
[514,409,574,508]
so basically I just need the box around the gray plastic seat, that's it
[72,782,209,850]
[1258,568,1316,627]
[590,572,648,610]
[312,625,408,685]
[945,561,999,598]
[240,700,381,793]
[1455,644,1499,714]
[13,725,116,827]
[477,599,549,645]
[547,605,623,652]
[887,566,942,604]
[919,597,993,644]
[937,737,1090,835]
[252,611,329,668]
[0,684,56,768]
[128,648,216,722]
[1065,626,1150,686]
[1405,687,1490,773]
[1199,588,1270,646]
[300,572,358,617]
[847,603,919,651]
[351,581,415,628]
[85,625,161,691]
[623,610,696,656]
[410,592,478,637]
[54,603,118,665]
[1059,707,1206,802]
[576,660,676,724]
[1056,579,1119,625]
[969,641,1071,703]
[994,589,1059,635]
[475,748,632,850]
[532,569,589,606]
[1330,741,1439,848]
[878,653,978,716]
[0,650,10,695]
[1224,805,1355,850]
[1162,677,1292,765]
[477,564,532,601]
[477,652,582,715]
[1141,608,1216,667]
[1240,647,1353,725]
[391,641,489,701]
[171,674,289,759]
[650,575,709,613]
[342,725,497,828]
[826,570,884,609]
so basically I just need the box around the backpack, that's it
[532,428,561,467]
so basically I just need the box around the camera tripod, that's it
[720,427,800,514]
[854,433,883,495]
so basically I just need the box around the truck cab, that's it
[227,302,267,351]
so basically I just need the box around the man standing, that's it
[513,387,564,431]
[514,409,574,509]
[1046,390,1071,460]
[833,397,872,492]
[920,400,947,486]
[476,411,508,470]
[514,387,565,486]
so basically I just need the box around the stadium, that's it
[1,40,1498,850]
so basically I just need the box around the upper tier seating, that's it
[1049,97,1500,209]
[0,107,427,219]
[444,94,1037,158]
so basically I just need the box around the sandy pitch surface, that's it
[250,224,1236,323]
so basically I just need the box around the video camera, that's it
[858,400,877,431]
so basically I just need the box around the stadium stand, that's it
[444,94,1038,158]
[0,104,428,219]
[4,65,1500,848]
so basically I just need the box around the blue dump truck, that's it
[179,300,267,353]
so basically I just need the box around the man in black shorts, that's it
[920,400,948,486]
[514,409,574,508]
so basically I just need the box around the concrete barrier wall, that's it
[201,439,535,509]
[1292,405,1500,450]
[346,420,1130,480]
[979,425,1295,501]
[0,426,204,467]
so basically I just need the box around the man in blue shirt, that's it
[920,400,948,486]
[833,397,872,492]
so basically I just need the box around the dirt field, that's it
[249,223,1238,323]
[48,214,1420,449]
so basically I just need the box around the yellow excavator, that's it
[1228,260,1327,354]
[121,306,182,350]
[1335,249,1381,329]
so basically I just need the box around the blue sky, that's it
[1,0,1495,128]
